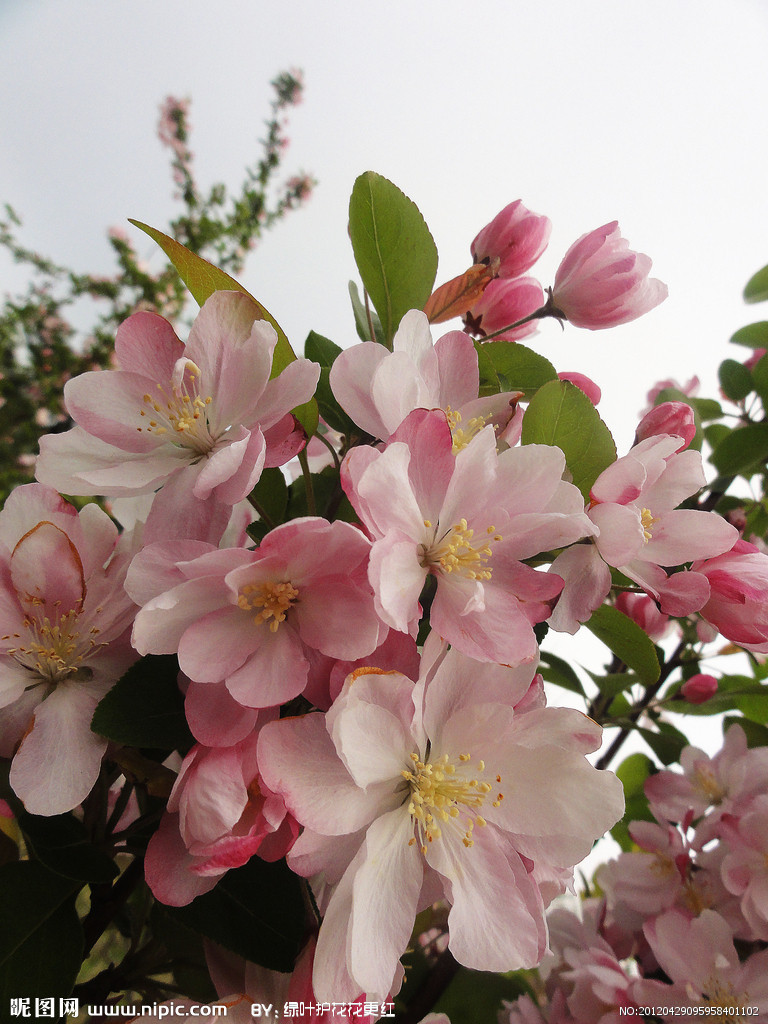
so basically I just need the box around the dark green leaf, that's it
[710,423,768,476]
[718,358,753,402]
[750,354,768,407]
[249,467,288,529]
[434,966,533,1023]
[590,671,639,700]
[128,219,318,436]
[636,724,687,765]
[348,281,384,345]
[521,380,616,500]
[0,862,82,1001]
[165,856,304,971]
[610,752,655,850]
[538,650,585,696]
[304,330,359,436]
[744,263,768,304]
[730,321,768,348]
[475,341,501,397]
[91,655,193,752]
[585,606,660,685]
[476,342,557,399]
[348,172,438,347]
[19,812,117,883]
[688,397,723,422]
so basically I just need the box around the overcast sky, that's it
[2,0,768,452]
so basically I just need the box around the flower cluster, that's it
[500,725,768,1021]
[3,176,768,1019]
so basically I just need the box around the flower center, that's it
[401,751,504,854]
[692,763,725,805]
[137,359,215,456]
[700,974,742,1009]
[3,603,102,684]
[237,581,299,632]
[419,519,501,580]
[640,507,659,542]
[445,406,488,454]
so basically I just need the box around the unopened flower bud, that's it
[635,401,696,451]
[680,673,718,705]
[471,200,551,280]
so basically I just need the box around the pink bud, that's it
[635,401,696,451]
[465,276,544,341]
[558,372,602,406]
[471,200,552,279]
[615,592,670,642]
[680,673,718,705]
[551,222,668,330]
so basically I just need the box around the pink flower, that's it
[551,223,667,329]
[145,725,298,906]
[635,401,696,451]
[0,484,138,814]
[719,795,768,941]
[36,291,319,520]
[463,277,545,342]
[129,518,386,711]
[549,435,737,633]
[471,200,552,279]
[614,591,671,642]
[680,673,718,705]
[258,637,624,1001]
[330,309,521,445]
[693,539,768,653]
[557,372,602,406]
[342,408,595,665]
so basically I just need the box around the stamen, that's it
[419,518,500,580]
[445,406,488,453]
[237,580,299,632]
[640,507,659,542]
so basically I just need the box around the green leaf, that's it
[434,966,533,1023]
[744,263,768,304]
[710,423,768,476]
[0,862,82,1001]
[590,671,640,700]
[475,341,557,399]
[521,380,617,500]
[475,341,501,397]
[128,219,318,435]
[750,354,768,407]
[165,856,305,971]
[585,606,660,685]
[688,396,723,422]
[610,752,655,850]
[19,812,117,883]
[718,358,753,401]
[348,280,384,345]
[636,723,688,765]
[348,172,438,347]
[538,650,585,696]
[304,330,359,436]
[730,321,768,348]
[666,675,768,721]
[91,654,193,752]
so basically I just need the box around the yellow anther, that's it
[237,580,299,632]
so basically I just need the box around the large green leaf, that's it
[475,341,557,399]
[129,219,318,435]
[718,358,753,402]
[744,263,768,304]
[91,654,193,752]
[538,650,585,696]
[165,856,305,972]
[0,862,82,1002]
[585,605,660,685]
[710,423,768,476]
[520,380,616,499]
[730,321,768,348]
[348,172,438,348]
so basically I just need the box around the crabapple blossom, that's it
[129,517,386,710]
[680,672,718,704]
[719,795,768,940]
[635,400,696,451]
[463,277,545,342]
[329,309,521,446]
[693,539,768,653]
[342,408,595,665]
[470,199,552,279]
[614,591,671,642]
[550,222,667,329]
[145,725,298,906]
[35,291,319,523]
[549,433,738,633]
[257,637,624,1002]
[0,484,138,814]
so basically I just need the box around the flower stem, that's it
[298,448,316,515]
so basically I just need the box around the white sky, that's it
[1,0,767,762]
